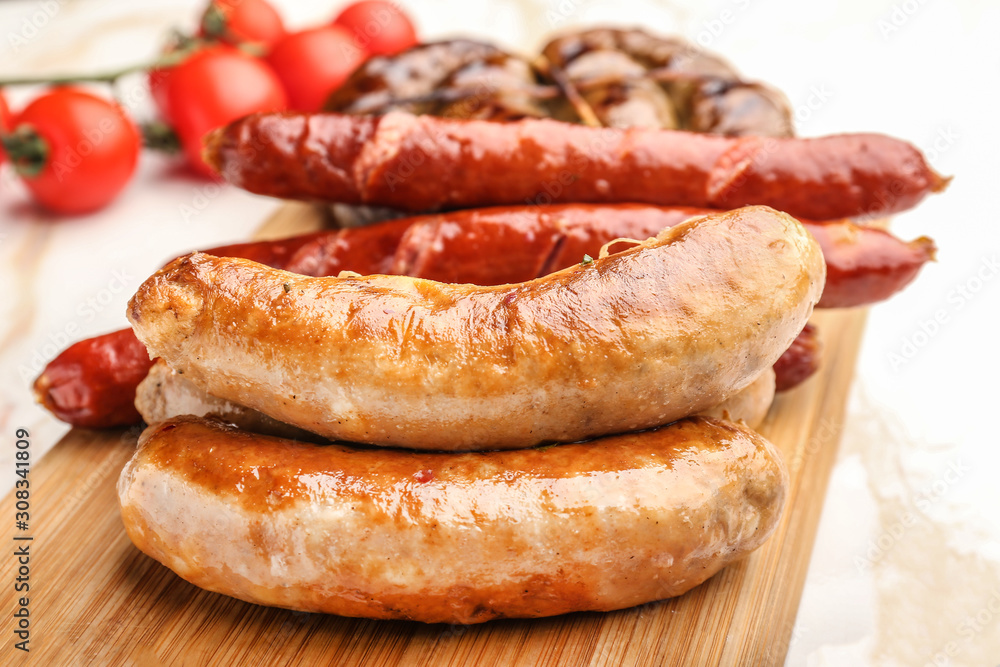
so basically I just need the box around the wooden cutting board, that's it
[0,203,867,666]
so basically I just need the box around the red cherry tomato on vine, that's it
[0,91,10,129]
[332,1,418,56]
[266,26,366,112]
[199,0,286,51]
[8,88,140,215]
[0,90,12,163]
[164,46,287,177]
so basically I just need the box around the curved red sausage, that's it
[32,328,154,428]
[205,111,948,220]
[807,222,936,308]
[40,204,923,428]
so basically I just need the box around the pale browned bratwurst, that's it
[126,206,824,450]
[118,415,788,624]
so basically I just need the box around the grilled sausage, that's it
[118,415,788,623]
[204,110,947,220]
[127,206,824,450]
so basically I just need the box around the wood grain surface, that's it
[0,204,867,666]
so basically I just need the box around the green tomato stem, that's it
[2,125,50,178]
[0,36,205,88]
[141,121,182,154]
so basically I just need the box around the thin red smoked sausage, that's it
[774,323,822,392]
[274,205,934,309]
[806,221,936,308]
[33,328,154,428]
[205,111,948,220]
[35,204,931,428]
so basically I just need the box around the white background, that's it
[1,1,998,664]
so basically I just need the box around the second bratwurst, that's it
[119,415,788,624]
[127,206,825,450]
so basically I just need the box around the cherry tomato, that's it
[0,91,10,128]
[199,0,286,51]
[9,88,140,215]
[266,26,366,112]
[164,46,287,177]
[0,90,12,163]
[332,1,417,56]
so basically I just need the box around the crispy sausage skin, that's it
[205,110,947,220]
[135,359,776,437]
[282,204,927,309]
[127,206,824,450]
[118,415,788,623]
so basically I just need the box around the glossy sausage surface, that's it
[282,204,931,309]
[119,415,788,623]
[205,110,947,220]
[127,206,824,450]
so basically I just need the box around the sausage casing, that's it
[118,415,788,623]
[127,206,824,450]
[31,328,154,428]
[205,110,947,220]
